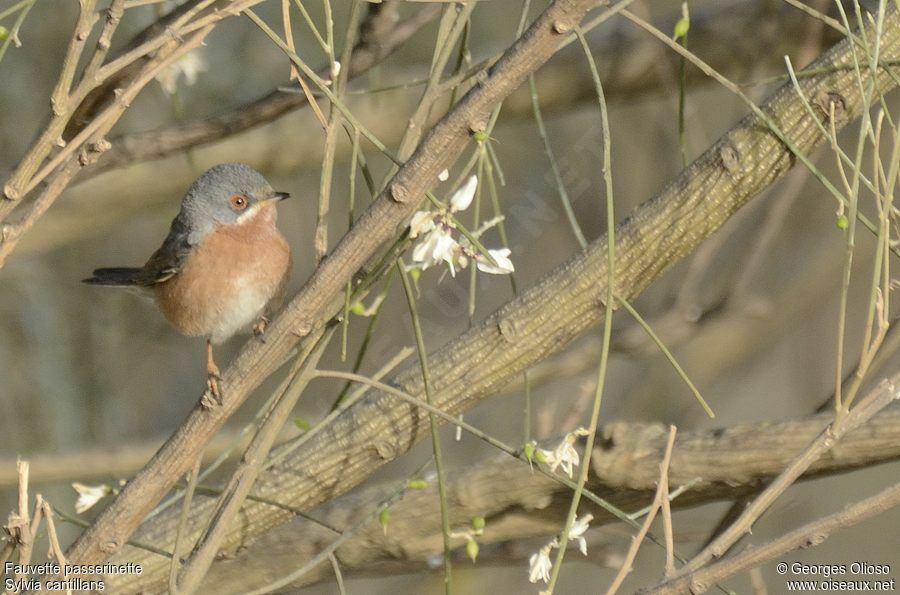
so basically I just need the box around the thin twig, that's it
[605,426,677,595]
[678,377,900,574]
[329,553,346,595]
[398,262,453,592]
[617,297,714,418]
[644,480,900,595]
[546,27,615,592]
[168,456,201,594]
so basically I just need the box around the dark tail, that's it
[82,267,145,286]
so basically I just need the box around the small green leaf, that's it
[350,301,365,315]
[293,417,310,431]
[379,508,390,534]
[472,130,489,143]
[409,267,421,283]
[466,538,479,562]
[836,214,849,229]
[534,449,548,464]
[407,478,428,490]
[673,17,689,41]
[0,26,9,41]
[471,516,486,532]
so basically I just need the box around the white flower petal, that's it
[409,211,435,239]
[539,431,584,478]
[528,546,553,584]
[432,229,458,264]
[449,175,478,212]
[72,482,111,514]
[438,169,449,182]
[412,230,442,269]
[476,248,515,275]
[570,513,593,538]
[570,513,593,555]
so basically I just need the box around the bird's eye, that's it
[229,194,248,210]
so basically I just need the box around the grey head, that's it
[178,163,290,242]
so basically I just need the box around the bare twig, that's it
[679,377,900,573]
[168,456,201,594]
[605,427,677,595]
[38,497,68,574]
[644,480,900,595]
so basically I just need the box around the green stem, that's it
[546,27,614,593]
[398,262,453,593]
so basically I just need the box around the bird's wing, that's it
[141,212,196,284]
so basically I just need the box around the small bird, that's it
[83,163,292,403]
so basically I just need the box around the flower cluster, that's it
[408,175,514,277]
[527,514,595,584]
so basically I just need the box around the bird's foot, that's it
[201,361,223,409]
[253,316,270,342]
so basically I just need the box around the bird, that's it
[83,163,292,404]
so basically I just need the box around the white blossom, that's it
[409,211,435,239]
[539,428,589,479]
[156,49,208,95]
[412,226,461,274]
[331,60,342,78]
[432,229,460,276]
[449,175,477,212]
[411,228,443,267]
[569,513,594,555]
[438,169,450,182]
[72,482,112,514]
[408,175,516,279]
[528,543,554,584]
[476,248,515,275]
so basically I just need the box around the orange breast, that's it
[153,205,291,344]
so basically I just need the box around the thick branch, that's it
[110,9,900,588]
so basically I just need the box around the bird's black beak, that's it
[268,191,290,201]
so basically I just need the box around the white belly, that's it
[207,276,271,344]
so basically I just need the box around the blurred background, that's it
[1,0,899,592]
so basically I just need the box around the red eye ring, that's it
[229,194,248,210]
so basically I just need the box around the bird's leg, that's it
[252,315,270,341]
[202,339,222,408]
